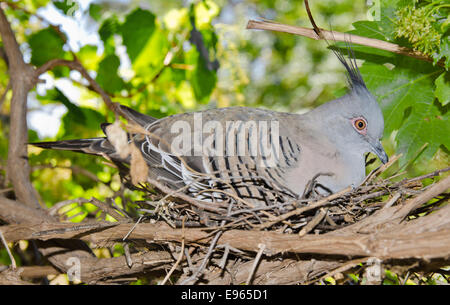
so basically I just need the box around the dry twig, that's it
[161,216,186,285]
[246,20,434,63]
[0,230,16,269]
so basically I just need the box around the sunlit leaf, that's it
[99,15,120,54]
[435,72,450,106]
[95,54,125,94]
[28,27,66,66]
[132,27,169,79]
[163,8,188,31]
[121,8,156,63]
[186,46,217,103]
[53,0,79,16]
[194,0,220,30]
[89,3,102,21]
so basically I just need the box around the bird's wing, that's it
[140,107,301,205]
[32,106,302,206]
[117,105,158,127]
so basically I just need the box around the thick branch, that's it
[0,7,40,208]
[3,202,449,260]
[186,257,341,285]
[4,224,449,260]
[246,20,434,63]
[78,249,173,283]
[0,196,54,224]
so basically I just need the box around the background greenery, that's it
[0,0,448,284]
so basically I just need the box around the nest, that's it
[118,159,450,285]
[135,163,443,234]
[24,158,448,284]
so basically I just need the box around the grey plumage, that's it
[32,43,388,206]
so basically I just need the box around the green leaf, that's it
[55,88,86,125]
[99,16,119,42]
[28,128,39,143]
[28,27,65,66]
[185,37,217,103]
[350,20,391,41]
[132,27,169,79]
[396,100,449,164]
[77,45,100,71]
[89,3,102,21]
[360,57,446,164]
[99,16,120,55]
[351,0,398,40]
[58,106,105,139]
[437,36,450,70]
[52,0,79,16]
[346,1,400,60]
[383,270,399,285]
[95,54,125,94]
[347,273,359,283]
[435,72,450,106]
[121,8,156,63]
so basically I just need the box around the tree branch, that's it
[3,201,449,260]
[34,58,118,114]
[0,7,40,208]
[246,20,436,64]
[0,196,54,224]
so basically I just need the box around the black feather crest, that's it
[328,35,368,92]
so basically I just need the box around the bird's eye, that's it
[353,118,367,131]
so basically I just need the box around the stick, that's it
[34,58,118,114]
[246,243,266,285]
[179,230,223,285]
[304,0,322,38]
[246,20,434,63]
[90,197,128,221]
[0,230,16,269]
[218,244,230,270]
[362,154,401,185]
[298,208,328,237]
[256,186,352,230]
[395,175,450,220]
[123,215,144,241]
[123,243,133,268]
[161,216,186,285]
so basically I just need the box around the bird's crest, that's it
[328,36,368,94]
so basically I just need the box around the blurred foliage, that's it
[0,0,449,284]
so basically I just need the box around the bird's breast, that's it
[283,145,365,196]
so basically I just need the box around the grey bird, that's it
[32,44,388,205]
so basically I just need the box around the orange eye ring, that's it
[354,119,366,131]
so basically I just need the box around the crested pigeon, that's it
[32,44,388,206]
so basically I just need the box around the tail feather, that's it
[31,138,115,156]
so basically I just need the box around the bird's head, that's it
[341,85,388,164]
[313,42,388,164]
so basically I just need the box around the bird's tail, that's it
[30,104,157,158]
[31,137,114,156]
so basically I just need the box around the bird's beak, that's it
[370,139,389,164]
